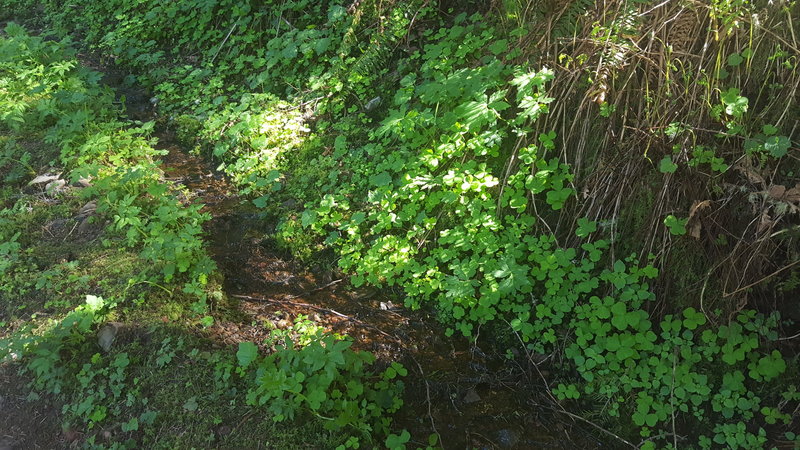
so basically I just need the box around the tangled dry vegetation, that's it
[500,0,799,320]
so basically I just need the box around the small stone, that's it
[29,173,61,185]
[97,322,120,352]
[495,429,519,448]
[463,389,481,404]
[45,179,67,193]
[73,176,93,188]
[75,201,97,220]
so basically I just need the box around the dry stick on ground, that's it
[778,331,800,341]
[230,293,400,342]
[503,318,563,409]
[543,406,636,448]
[411,356,443,450]
[723,258,800,298]
[284,279,343,300]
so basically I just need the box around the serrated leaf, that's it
[488,39,508,55]
[762,124,779,136]
[763,135,790,158]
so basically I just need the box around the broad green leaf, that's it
[237,342,259,368]
[727,53,744,67]
[659,155,678,174]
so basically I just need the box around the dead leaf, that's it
[62,429,82,442]
[74,176,93,188]
[687,200,712,239]
[768,185,786,200]
[75,201,97,220]
[45,179,67,193]
[688,200,712,220]
[785,184,800,203]
[97,322,121,352]
[734,158,765,186]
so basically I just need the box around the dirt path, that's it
[151,112,575,449]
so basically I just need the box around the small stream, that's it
[111,72,588,448]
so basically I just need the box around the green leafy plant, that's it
[664,214,688,236]
[238,316,405,440]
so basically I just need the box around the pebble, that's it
[97,322,120,352]
[45,179,67,193]
[496,429,520,448]
[463,389,481,404]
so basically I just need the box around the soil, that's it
[0,369,65,450]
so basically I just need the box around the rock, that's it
[97,322,121,352]
[75,201,97,220]
[45,179,67,193]
[28,173,61,185]
[73,176,93,188]
[364,96,382,112]
[495,429,520,448]
[463,389,481,404]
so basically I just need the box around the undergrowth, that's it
[2,0,799,447]
[0,24,406,449]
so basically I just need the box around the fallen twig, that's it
[723,259,800,297]
[285,279,343,300]
[541,404,636,448]
[411,356,443,449]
